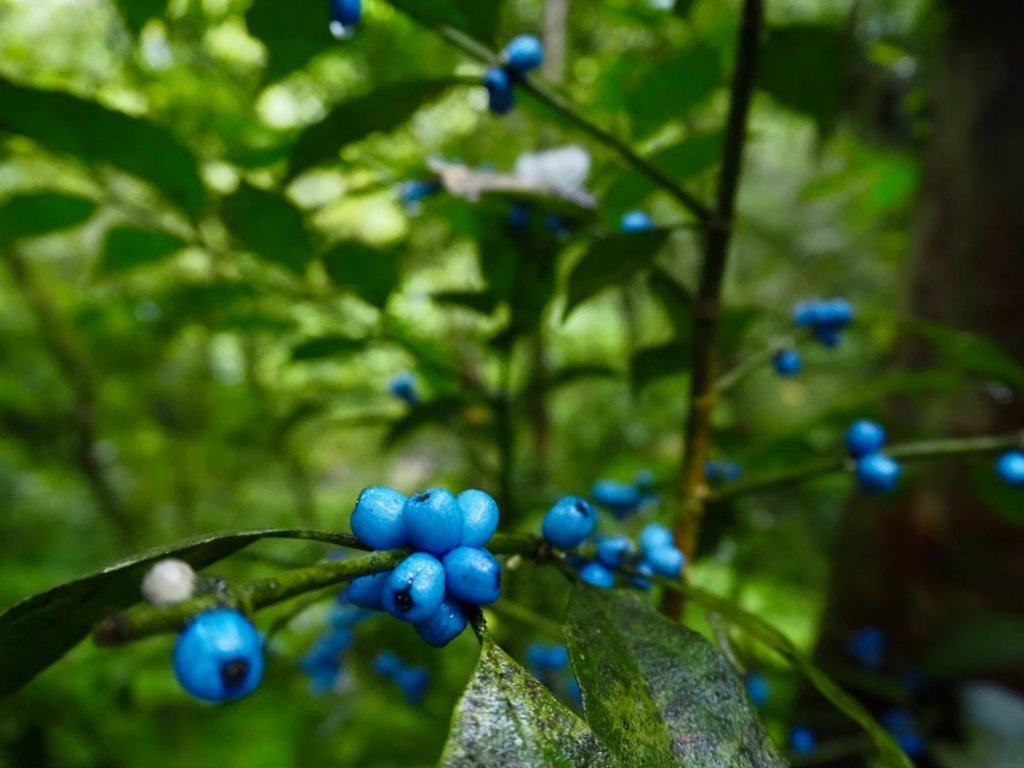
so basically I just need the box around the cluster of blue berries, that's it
[372,650,430,705]
[590,470,656,519]
[793,298,854,347]
[525,643,580,707]
[846,420,901,493]
[173,609,264,703]
[388,371,420,405]
[705,458,742,484]
[344,487,501,647]
[483,35,544,114]
[328,0,360,38]
[996,449,1024,486]
[299,599,369,695]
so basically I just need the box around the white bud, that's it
[141,558,196,606]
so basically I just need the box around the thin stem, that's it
[93,533,546,645]
[715,335,797,394]
[667,0,764,619]
[386,4,711,222]
[707,431,1024,504]
[488,600,563,639]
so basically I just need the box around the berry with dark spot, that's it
[382,553,446,623]
[172,609,263,702]
[541,496,596,549]
[403,488,462,556]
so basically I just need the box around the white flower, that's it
[514,145,591,195]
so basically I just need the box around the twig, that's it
[715,335,797,394]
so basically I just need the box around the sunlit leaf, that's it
[322,242,398,309]
[290,334,368,362]
[98,227,188,275]
[221,183,315,276]
[759,24,849,131]
[0,192,96,243]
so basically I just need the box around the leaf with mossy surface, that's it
[565,585,788,768]
[441,634,615,768]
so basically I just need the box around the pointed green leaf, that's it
[387,0,504,46]
[565,586,787,768]
[247,0,332,82]
[441,635,615,768]
[290,334,367,362]
[221,183,314,276]
[0,528,350,698]
[288,80,459,178]
[910,321,1024,391]
[631,339,690,391]
[432,290,499,315]
[98,226,188,275]
[563,229,671,320]
[0,192,97,242]
[112,0,166,36]
[630,45,723,138]
[0,78,206,220]
[322,242,398,309]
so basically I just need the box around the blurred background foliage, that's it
[1,0,1022,765]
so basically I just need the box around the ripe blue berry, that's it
[845,420,886,458]
[541,496,596,549]
[483,67,514,115]
[813,325,842,347]
[403,488,462,555]
[631,560,655,590]
[620,210,654,232]
[414,598,469,647]
[705,459,742,483]
[503,34,544,74]
[382,553,446,623]
[350,486,408,550]
[595,534,634,568]
[396,666,430,704]
[638,523,673,557]
[856,452,901,493]
[300,629,353,673]
[591,480,643,518]
[388,371,420,404]
[996,450,1024,486]
[344,570,391,611]
[793,300,819,327]
[644,545,685,578]
[329,0,360,26]
[442,547,502,605]
[773,348,801,377]
[173,609,263,702]
[745,672,769,708]
[372,650,402,678]
[819,298,853,327]
[578,561,615,588]
[457,489,500,547]
[508,204,532,229]
[847,626,885,668]
[789,726,816,755]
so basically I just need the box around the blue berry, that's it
[745,672,769,708]
[591,480,643,518]
[595,534,634,568]
[819,298,853,327]
[996,450,1024,486]
[503,34,544,74]
[396,666,430,705]
[414,598,469,647]
[856,452,901,493]
[847,626,885,668]
[845,420,886,458]
[403,488,462,555]
[382,553,446,623]
[372,650,402,678]
[172,609,263,702]
[773,348,801,377]
[813,325,842,347]
[507,204,532,229]
[644,545,685,578]
[705,459,742,483]
[442,547,502,605]
[388,371,420,404]
[638,523,673,557]
[578,561,615,588]
[344,570,391,611]
[789,726,816,755]
[329,0,360,26]
[793,300,819,327]
[300,629,353,673]
[542,496,596,549]
[631,560,654,590]
[544,214,569,236]
[483,67,514,115]
[526,643,569,672]
[620,210,654,232]
[457,489,500,547]
[350,486,408,550]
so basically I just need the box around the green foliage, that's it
[221,182,315,276]
[0,192,96,242]
[99,227,188,275]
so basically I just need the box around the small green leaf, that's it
[290,334,367,362]
[432,290,498,315]
[112,0,165,36]
[563,229,671,320]
[759,24,849,132]
[385,396,470,447]
[221,183,314,276]
[441,634,615,768]
[632,339,690,391]
[0,529,342,698]
[648,267,693,335]
[247,0,332,82]
[565,586,787,767]
[288,80,458,178]
[0,192,96,242]
[604,133,723,214]
[98,227,187,275]
[322,242,398,309]
[387,0,503,46]
[911,321,1024,391]
[921,614,1024,678]
[673,0,696,18]
[0,78,206,220]
[630,45,723,138]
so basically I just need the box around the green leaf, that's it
[630,45,723,138]
[631,339,690,391]
[679,583,913,768]
[921,614,1024,678]
[288,80,458,178]
[0,77,206,220]
[384,396,470,447]
[387,0,504,46]
[648,266,693,335]
[673,0,696,18]
[441,634,615,768]
[221,183,314,276]
[247,0,332,82]
[98,226,187,275]
[112,0,165,36]
[563,229,671,320]
[604,133,723,214]
[910,321,1024,391]
[290,334,367,362]
[431,290,498,315]
[322,242,398,309]
[0,192,97,242]
[565,586,787,767]
[759,24,849,131]
[0,529,339,698]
